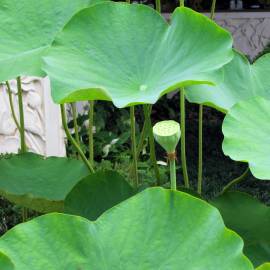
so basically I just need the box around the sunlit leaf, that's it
[0,0,101,81]
[0,188,252,269]
[43,2,233,108]
[186,50,270,113]
[222,96,270,179]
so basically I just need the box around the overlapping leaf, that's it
[186,50,270,113]
[65,170,135,220]
[257,263,270,270]
[222,97,270,179]
[0,188,252,269]
[0,153,89,212]
[43,2,233,108]
[0,0,101,81]
[212,191,270,267]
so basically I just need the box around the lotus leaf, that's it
[43,2,233,107]
[222,96,270,179]
[64,170,135,220]
[186,50,270,113]
[0,0,101,82]
[212,191,270,267]
[0,153,89,212]
[0,188,252,269]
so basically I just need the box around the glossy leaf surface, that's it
[0,153,89,212]
[0,0,100,82]
[212,191,270,267]
[186,51,270,113]
[65,170,134,220]
[222,97,270,179]
[0,188,252,270]
[43,2,233,107]
[257,263,270,270]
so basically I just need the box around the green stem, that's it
[88,101,95,166]
[197,0,217,194]
[6,81,20,131]
[60,104,95,173]
[210,0,217,20]
[17,77,27,153]
[22,207,28,222]
[130,106,139,188]
[71,103,80,146]
[180,0,184,7]
[221,168,250,194]
[136,117,148,157]
[197,105,203,194]
[169,158,177,190]
[143,105,161,185]
[180,89,190,188]
[155,0,161,12]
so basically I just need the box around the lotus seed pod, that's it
[153,120,181,154]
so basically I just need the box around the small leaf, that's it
[0,188,252,269]
[64,170,135,220]
[186,50,270,113]
[222,96,270,180]
[212,191,270,267]
[0,153,89,212]
[43,3,233,108]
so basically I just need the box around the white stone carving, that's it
[0,77,66,157]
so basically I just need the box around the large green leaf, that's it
[257,263,270,270]
[222,96,270,180]
[64,170,135,220]
[0,188,252,270]
[212,191,270,267]
[186,50,270,113]
[0,153,89,212]
[43,2,233,108]
[0,0,101,82]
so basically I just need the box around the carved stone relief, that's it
[0,77,65,157]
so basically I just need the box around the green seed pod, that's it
[153,120,181,154]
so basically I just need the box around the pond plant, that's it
[0,0,269,269]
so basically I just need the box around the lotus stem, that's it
[71,103,80,145]
[197,0,217,194]
[130,106,139,189]
[197,105,203,194]
[169,154,177,190]
[6,81,20,131]
[17,77,27,153]
[180,0,184,7]
[180,89,190,188]
[60,104,95,173]
[221,167,250,194]
[136,117,148,157]
[143,105,161,185]
[88,100,95,166]
[155,0,161,12]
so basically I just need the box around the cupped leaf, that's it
[222,96,270,180]
[257,263,270,270]
[43,2,233,108]
[0,153,89,212]
[186,50,270,113]
[64,170,135,220]
[0,188,252,270]
[212,191,270,267]
[0,0,101,81]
